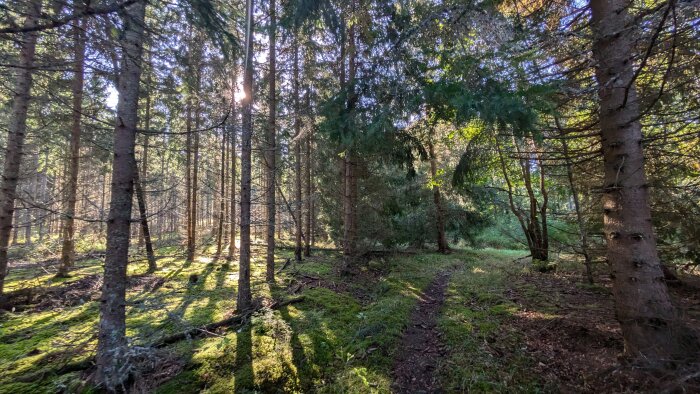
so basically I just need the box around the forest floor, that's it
[1,243,699,393]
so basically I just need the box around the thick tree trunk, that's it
[95,0,146,387]
[134,169,156,272]
[590,0,698,362]
[237,0,254,311]
[265,0,277,280]
[428,140,449,254]
[0,0,41,295]
[58,13,86,277]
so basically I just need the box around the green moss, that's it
[1,246,559,393]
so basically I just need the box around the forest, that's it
[0,0,699,392]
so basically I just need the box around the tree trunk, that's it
[57,11,86,277]
[227,68,238,262]
[95,0,146,387]
[590,0,698,362]
[237,0,254,312]
[185,94,194,261]
[191,77,201,259]
[0,0,41,296]
[428,140,449,253]
[304,89,312,257]
[138,51,152,250]
[559,129,594,284]
[63,17,84,239]
[342,7,358,268]
[265,0,277,280]
[215,127,227,257]
[293,38,303,262]
[134,169,156,272]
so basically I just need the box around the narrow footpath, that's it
[391,270,451,393]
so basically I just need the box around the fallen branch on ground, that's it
[276,258,291,274]
[153,296,305,348]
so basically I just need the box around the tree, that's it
[0,0,42,296]
[589,0,698,362]
[237,0,255,312]
[265,0,277,280]
[293,34,303,262]
[95,0,146,386]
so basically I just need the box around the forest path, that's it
[391,270,451,393]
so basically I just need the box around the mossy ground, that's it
[1,242,555,393]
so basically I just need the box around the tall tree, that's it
[427,138,449,254]
[293,34,303,262]
[0,0,42,295]
[342,3,358,268]
[95,0,146,387]
[304,88,312,257]
[237,0,254,311]
[57,4,86,277]
[589,0,698,361]
[134,168,156,272]
[227,68,238,262]
[265,0,277,280]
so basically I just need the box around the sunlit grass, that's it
[0,243,554,393]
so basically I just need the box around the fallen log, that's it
[153,296,305,347]
[276,258,291,274]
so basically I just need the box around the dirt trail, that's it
[391,271,451,393]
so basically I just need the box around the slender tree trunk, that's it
[237,0,254,311]
[265,0,277,280]
[428,140,449,253]
[138,51,152,249]
[215,126,226,257]
[560,135,594,284]
[191,80,201,258]
[293,38,303,262]
[304,109,312,257]
[185,95,194,260]
[57,12,86,277]
[227,71,238,262]
[0,0,41,296]
[590,0,698,362]
[134,169,156,272]
[342,10,358,268]
[95,0,146,386]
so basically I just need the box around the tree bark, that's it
[304,90,312,257]
[0,0,41,295]
[590,0,698,362]
[428,140,449,254]
[293,38,303,262]
[95,0,146,386]
[215,126,227,257]
[58,11,86,277]
[227,68,238,262]
[342,6,358,268]
[265,0,277,280]
[138,50,152,249]
[185,93,194,261]
[134,169,156,272]
[237,0,254,312]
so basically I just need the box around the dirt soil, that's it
[506,269,700,392]
[391,271,451,394]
